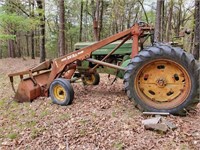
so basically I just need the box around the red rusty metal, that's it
[87,58,126,71]
[64,69,76,79]
[8,23,154,102]
[63,64,77,79]
[131,24,141,58]
[45,27,133,89]
[8,59,52,78]
[14,71,50,102]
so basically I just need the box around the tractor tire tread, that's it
[49,78,74,106]
[124,43,200,115]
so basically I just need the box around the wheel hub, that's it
[53,84,66,101]
[135,59,191,109]
[83,74,95,85]
[156,78,166,88]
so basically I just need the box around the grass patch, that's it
[79,119,88,125]
[58,113,71,120]
[79,129,87,136]
[0,130,5,138]
[29,109,37,117]
[113,141,124,150]
[24,120,37,128]
[91,112,98,118]
[7,133,18,140]
[179,144,189,150]
[31,128,45,139]
[39,110,50,118]
[112,111,117,117]
[0,99,5,107]
[10,101,20,108]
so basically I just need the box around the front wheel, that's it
[82,72,100,85]
[49,78,74,106]
[124,43,199,115]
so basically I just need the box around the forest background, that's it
[0,0,199,62]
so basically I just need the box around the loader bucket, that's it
[15,79,41,102]
[14,71,50,102]
[8,60,53,102]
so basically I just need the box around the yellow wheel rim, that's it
[84,74,95,85]
[53,84,67,101]
[135,59,191,109]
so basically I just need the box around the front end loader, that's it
[8,22,200,116]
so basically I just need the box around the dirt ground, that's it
[0,58,200,150]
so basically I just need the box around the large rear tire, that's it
[49,78,74,106]
[124,43,200,115]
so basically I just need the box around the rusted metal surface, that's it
[8,23,154,102]
[131,24,140,58]
[8,60,52,77]
[63,64,76,79]
[87,58,126,71]
[47,24,153,85]
[14,71,50,102]
[135,59,191,109]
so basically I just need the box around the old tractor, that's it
[74,40,133,85]
[8,22,199,116]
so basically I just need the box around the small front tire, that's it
[49,78,74,106]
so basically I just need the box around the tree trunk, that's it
[36,0,46,62]
[190,31,194,53]
[166,0,173,42]
[30,0,35,59]
[98,0,103,40]
[31,31,35,59]
[161,1,165,41]
[79,0,83,42]
[16,32,21,57]
[8,39,15,58]
[92,0,100,41]
[193,0,200,60]
[35,28,39,57]
[154,0,164,42]
[84,0,88,41]
[176,0,182,36]
[58,0,65,56]
[138,0,149,24]
[26,32,30,57]
[0,41,2,59]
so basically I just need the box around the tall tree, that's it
[194,0,200,60]
[58,0,65,56]
[79,0,83,42]
[138,0,149,24]
[0,41,2,59]
[154,0,164,42]
[30,0,35,59]
[36,0,46,62]
[5,0,16,58]
[91,0,98,41]
[98,0,103,40]
[166,0,173,42]
[91,0,103,41]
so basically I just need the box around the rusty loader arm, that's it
[8,23,152,102]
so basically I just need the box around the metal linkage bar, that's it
[91,34,131,71]
[87,58,126,71]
